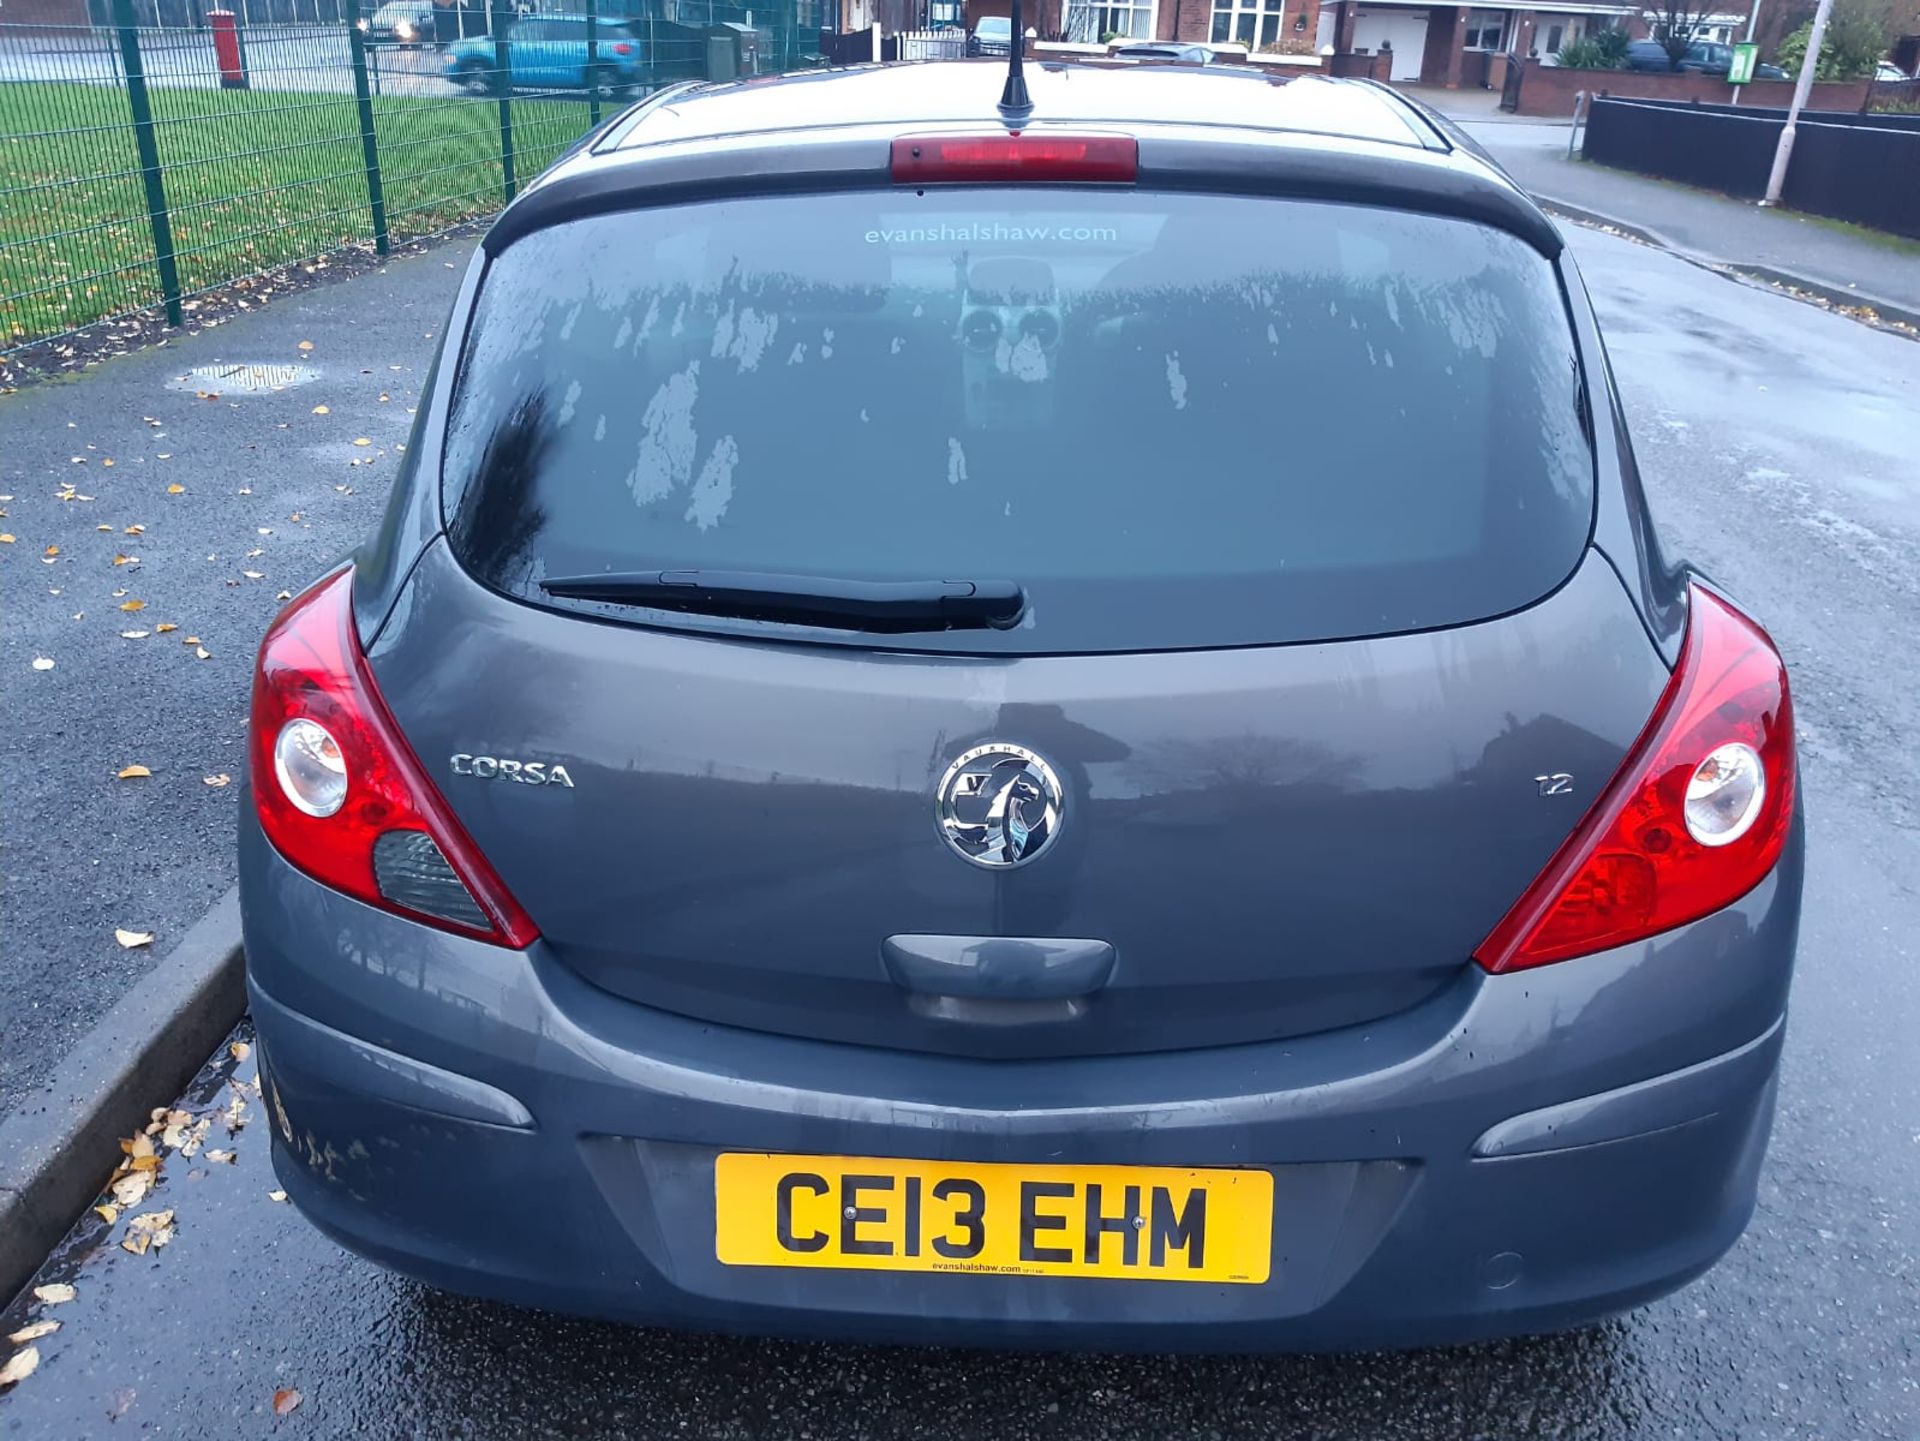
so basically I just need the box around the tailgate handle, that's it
[882,936,1115,1000]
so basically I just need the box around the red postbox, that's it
[209,10,249,90]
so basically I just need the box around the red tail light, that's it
[1475,584,1794,973]
[249,569,539,948]
[611,40,633,53]
[891,134,1138,184]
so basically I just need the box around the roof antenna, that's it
[998,0,1032,120]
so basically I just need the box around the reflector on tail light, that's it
[249,570,539,948]
[1475,583,1794,973]
[891,134,1138,184]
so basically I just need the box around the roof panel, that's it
[609,62,1434,152]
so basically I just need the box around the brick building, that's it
[958,0,1655,82]
[961,0,1327,51]
[1318,0,1637,83]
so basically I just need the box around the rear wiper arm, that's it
[539,569,1028,632]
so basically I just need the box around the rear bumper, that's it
[241,812,1802,1352]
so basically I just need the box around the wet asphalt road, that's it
[3,224,1919,1438]
[0,249,453,1123]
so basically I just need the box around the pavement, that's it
[1443,101,1920,327]
[2,221,1918,1439]
[0,245,460,1126]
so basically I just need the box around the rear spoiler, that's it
[483,123,1562,259]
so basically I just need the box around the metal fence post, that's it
[491,0,517,201]
[110,0,183,327]
[586,0,601,127]
[344,0,392,253]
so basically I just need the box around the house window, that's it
[1210,0,1286,50]
[1462,8,1507,48]
[1065,0,1156,39]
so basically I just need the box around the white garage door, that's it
[1351,9,1428,80]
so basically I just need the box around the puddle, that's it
[167,362,320,394]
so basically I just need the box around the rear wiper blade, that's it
[539,569,1028,632]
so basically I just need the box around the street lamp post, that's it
[1761,0,1834,205]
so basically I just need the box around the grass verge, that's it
[1,79,587,344]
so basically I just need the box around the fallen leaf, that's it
[102,459,115,468]
[32,658,54,671]
[43,544,58,556]
[122,1209,175,1253]
[120,630,150,640]
[311,404,329,414]
[117,765,152,779]
[203,774,232,788]
[231,1041,252,1062]
[352,438,370,447]
[195,646,212,661]
[110,1170,153,1208]
[275,591,292,602]
[119,599,145,612]
[242,570,264,580]
[7,1321,58,1345]
[127,1131,156,1158]
[273,1387,302,1416]
[166,483,184,494]
[113,553,134,565]
[110,1387,136,1418]
[268,1189,289,1203]
[93,1203,119,1223]
[182,635,201,645]
[298,340,314,351]
[204,1148,235,1164]
[31,1284,75,1305]
[224,1089,249,1131]
[0,534,13,544]
[97,524,113,532]
[155,623,178,634]
[125,524,145,535]
[0,1346,39,1387]
[177,1117,212,1158]
[114,929,155,949]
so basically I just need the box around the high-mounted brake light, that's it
[1475,584,1794,973]
[249,569,539,948]
[891,135,1138,184]
[611,40,633,53]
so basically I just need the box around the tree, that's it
[1648,0,1715,65]
[1774,0,1899,74]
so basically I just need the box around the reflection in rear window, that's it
[444,190,1592,652]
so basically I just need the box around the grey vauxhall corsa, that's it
[239,56,1803,1352]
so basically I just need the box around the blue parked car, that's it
[446,15,646,97]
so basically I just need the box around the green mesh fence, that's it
[0,0,826,351]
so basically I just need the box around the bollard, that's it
[209,9,249,89]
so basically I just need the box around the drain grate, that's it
[169,362,320,393]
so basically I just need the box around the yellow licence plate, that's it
[714,1153,1273,1284]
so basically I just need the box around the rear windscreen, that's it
[444,189,1592,653]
